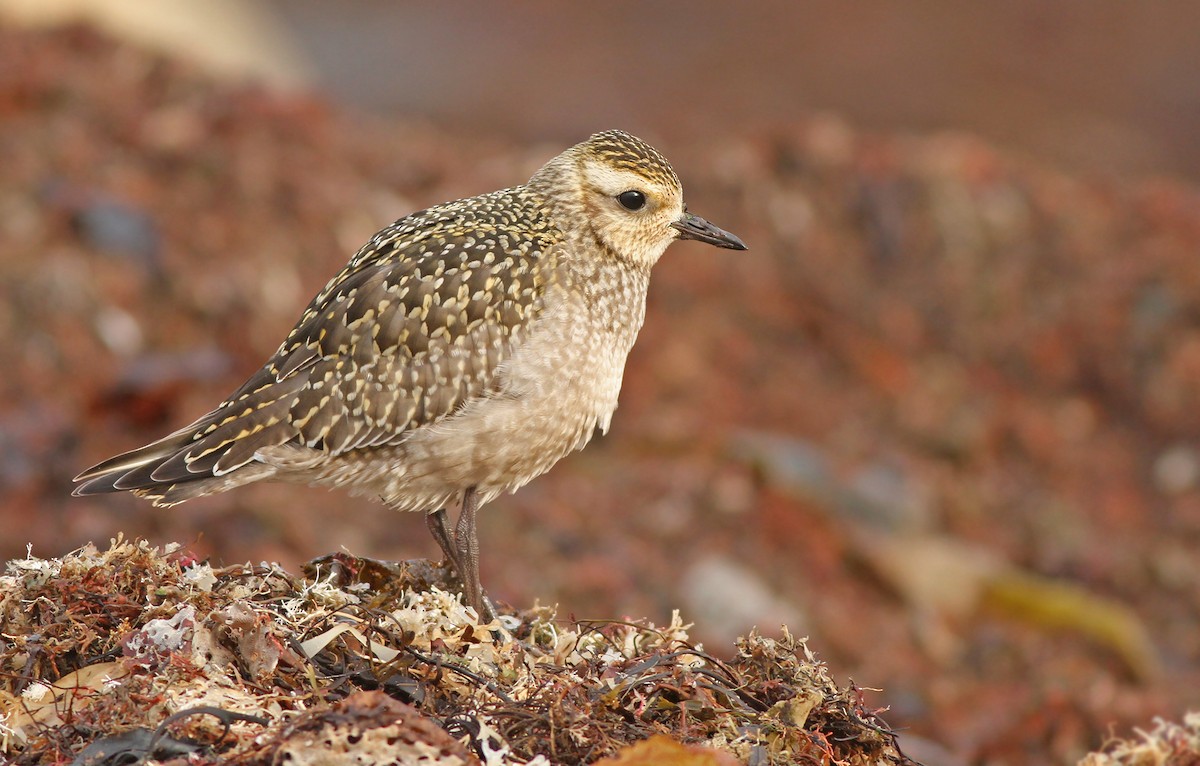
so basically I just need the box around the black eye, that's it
[617,190,647,211]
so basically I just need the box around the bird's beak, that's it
[671,210,748,250]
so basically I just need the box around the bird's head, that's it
[530,130,746,269]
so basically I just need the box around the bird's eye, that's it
[616,190,647,211]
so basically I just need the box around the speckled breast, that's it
[330,255,651,513]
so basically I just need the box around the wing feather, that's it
[74,187,562,500]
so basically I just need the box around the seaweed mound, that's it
[0,539,907,765]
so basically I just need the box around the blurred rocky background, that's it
[1,3,1199,764]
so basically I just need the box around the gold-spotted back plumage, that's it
[75,130,746,618]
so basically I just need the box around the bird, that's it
[74,130,747,619]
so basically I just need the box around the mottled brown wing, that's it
[75,189,562,497]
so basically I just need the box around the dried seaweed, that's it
[0,539,912,764]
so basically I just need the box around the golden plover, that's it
[75,130,747,618]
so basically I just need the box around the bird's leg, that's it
[425,508,462,575]
[453,487,495,622]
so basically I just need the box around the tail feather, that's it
[74,416,213,492]
[130,463,277,506]
[73,379,305,503]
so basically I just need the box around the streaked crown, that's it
[578,130,682,192]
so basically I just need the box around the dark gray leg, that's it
[426,508,461,573]
[453,487,495,621]
[454,488,481,611]
[425,494,496,621]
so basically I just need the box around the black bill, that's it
[671,210,747,250]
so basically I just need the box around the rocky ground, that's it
[2,23,1200,765]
